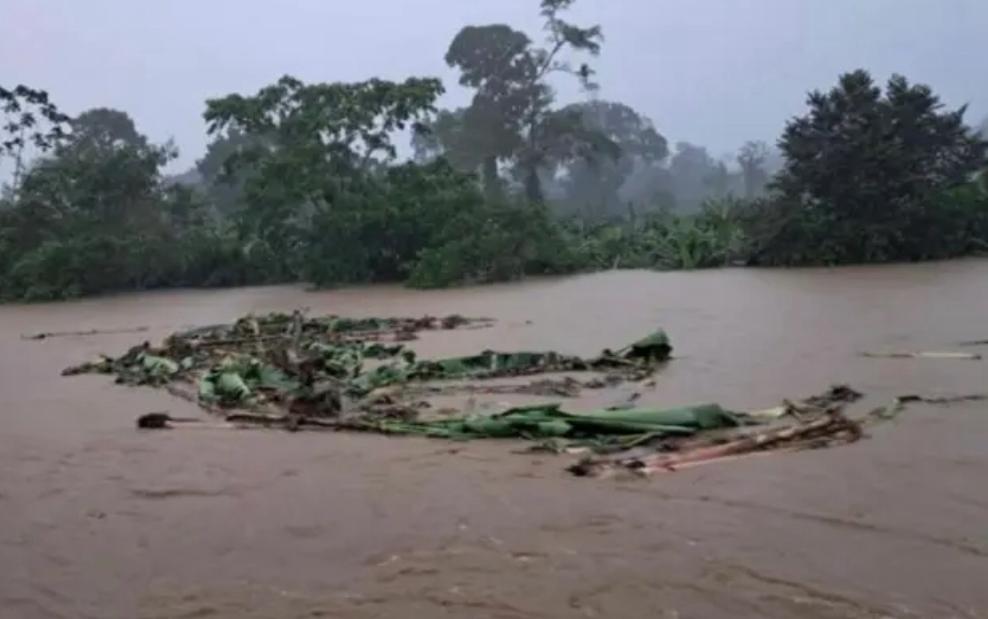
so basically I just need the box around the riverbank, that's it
[2,261,987,617]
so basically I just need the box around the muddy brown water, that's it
[2,262,988,618]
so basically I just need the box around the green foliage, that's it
[440,0,609,202]
[204,76,443,164]
[753,70,988,265]
[195,73,623,291]
[556,198,747,272]
[194,129,270,216]
[408,201,573,288]
[203,75,446,276]
[736,140,769,199]
[6,61,988,304]
[303,160,487,287]
[0,85,70,157]
[70,108,148,152]
[1,84,72,193]
[666,142,734,211]
[558,101,668,216]
[0,108,239,301]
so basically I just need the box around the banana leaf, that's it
[348,364,410,396]
[199,369,252,404]
[198,377,216,401]
[306,342,367,378]
[246,363,299,392]
[578,403,736,430]
[329,329,675,396]
[139,353,180,377]
[213,356,301,393]
[217,372,251,401]
[415,351,590,386]
[371,403,737,441]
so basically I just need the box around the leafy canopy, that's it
[205,75,444,166]
[557,101,668,215]
[755,70,988,264]
[202,75,445,274]
[439,0,609,201]
[0,85,70,158]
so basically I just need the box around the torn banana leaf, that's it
[199,371,252,404]
[368,402,738,441]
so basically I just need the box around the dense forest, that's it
[2,0,987,301]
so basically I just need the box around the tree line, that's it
[2,0,987,301]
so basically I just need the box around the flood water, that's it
[2,261,987,618]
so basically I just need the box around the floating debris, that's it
[64,311,672,427]
[574,410,863,477]
[865,392,988,421]
[136,412,202,430]
[569,387,865,477]
[860,351,981,360]
[22,326,150,340]
[63,312,932,479]
[895,393,988,404]
[348,402,739,441]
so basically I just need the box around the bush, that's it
[408,202,574,288]
[553,198,746,273]
[744,184,988,266]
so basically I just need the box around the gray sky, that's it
[2,0,986,172]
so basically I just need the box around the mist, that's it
[2,0,988,298]
[3,0,986,172]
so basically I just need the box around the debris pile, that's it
[63,311,673,425]
[570,387,865,477]
[61,311,904,477]
[354,402,738,441]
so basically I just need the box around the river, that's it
[1,261,987,618]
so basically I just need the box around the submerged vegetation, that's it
[61,309,885,477]
[2,1,987,301]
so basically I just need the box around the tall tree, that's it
[558,100,667,216]
[196,128,272,215]
[668,142,720,211]
[443,25,532,196]
[767,70,988,263]
[0,108,190,298]
[443,0,605,202]
[736,140,769,198]
[0,85,70,193]
[980,117,988,188]
[704,160,732,199]
[411,107,501,186]
[204,75,445,279]
[16,108,174,235]
[621,161,677,211]
[69,108,147,153]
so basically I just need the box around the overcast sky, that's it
[2,0,986,173]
